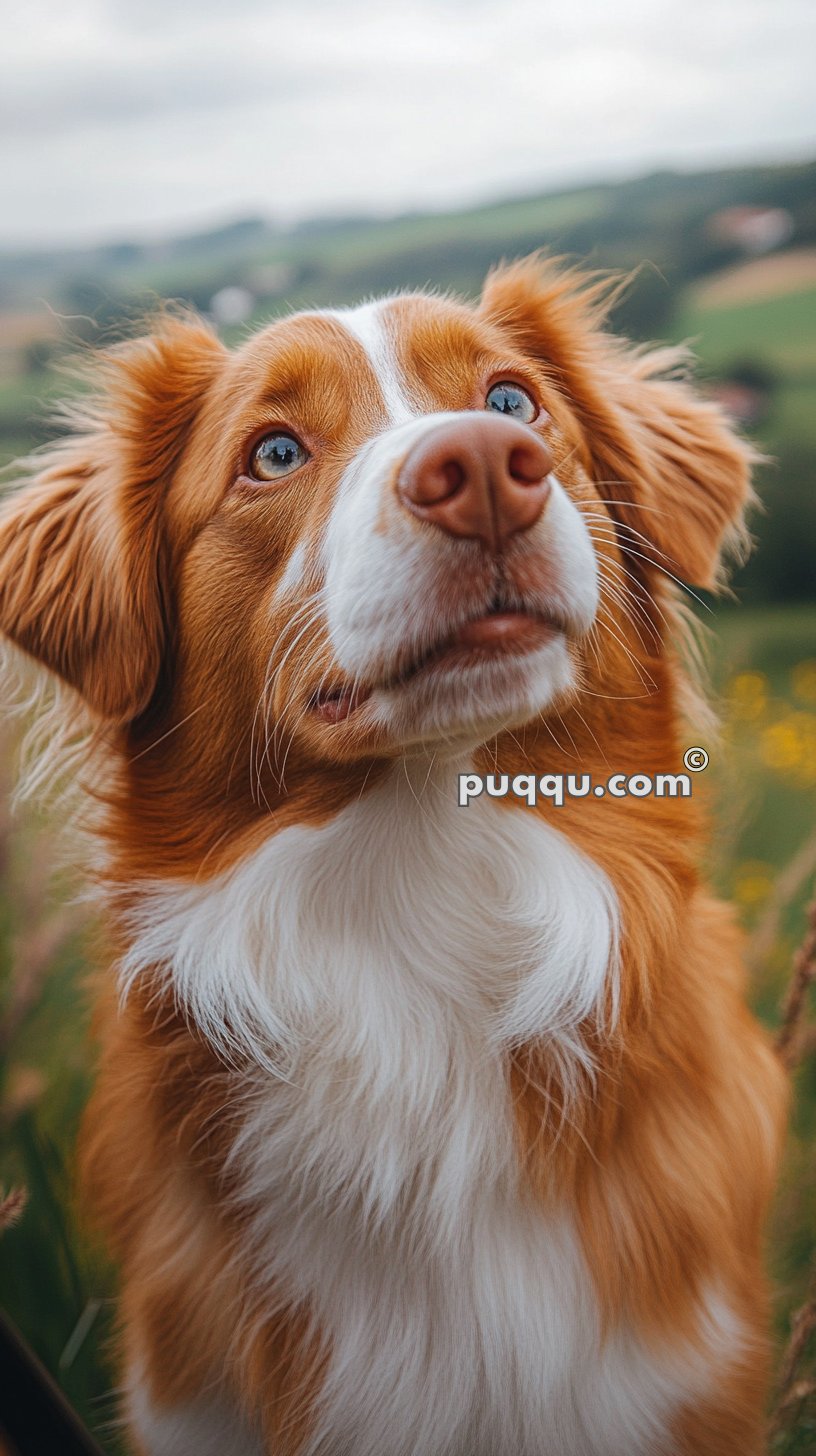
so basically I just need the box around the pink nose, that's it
[397,415,553,551]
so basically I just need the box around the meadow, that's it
[0,162,815,1450]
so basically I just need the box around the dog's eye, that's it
[485,382,537,423]
[248,432,310,482]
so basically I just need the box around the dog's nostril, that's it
[441,459,466,496]
[406,455,467,505]
[508,443,552,485]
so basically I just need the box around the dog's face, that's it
[170,291,605,762]
[0,260,752,797]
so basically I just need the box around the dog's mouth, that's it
[310,587,565,725]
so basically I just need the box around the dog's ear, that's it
[0,316,225,721]
[480,258,755,590]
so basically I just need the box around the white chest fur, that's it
[120,763,729,1456]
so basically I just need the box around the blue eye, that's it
[485,382,537,423]
[249,432,310,482]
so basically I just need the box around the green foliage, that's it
[0,818,121,1451]
[0,1115,120,1448]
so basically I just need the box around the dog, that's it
[0,258,787,1455]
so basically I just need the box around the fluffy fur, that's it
[0,258,787,1455]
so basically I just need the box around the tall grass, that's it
[0,722,122,1451]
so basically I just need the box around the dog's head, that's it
[0,259,752,812]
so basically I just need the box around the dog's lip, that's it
[450,610,555,650]
[391,608,562,686]
[310,602,565,724]
[311,681,370,725]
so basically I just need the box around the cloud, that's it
[1,0,814,245]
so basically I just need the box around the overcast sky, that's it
[3,0,815,248]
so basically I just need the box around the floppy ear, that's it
[0,315,225,721]
[480,258,756,589]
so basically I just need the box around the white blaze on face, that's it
[315,299,601,746]
[327,299,418,426]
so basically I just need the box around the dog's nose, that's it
[398,415,553,551]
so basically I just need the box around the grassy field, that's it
[676,281,816,461]
[669,260,816,611]
[678,285,816,374]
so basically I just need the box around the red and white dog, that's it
[0,259,786,1455]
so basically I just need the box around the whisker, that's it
[127,698,214,765]
[250,595,324,802]
[583,518,712,614]
[592,606,658,695]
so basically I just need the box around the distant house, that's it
[209,286,256,326]
[707,206,794,256]
[708,379,767,427]
[708,360,776,427]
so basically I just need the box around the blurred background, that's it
[0,1,815,1451]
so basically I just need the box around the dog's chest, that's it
[122,768,710,1454]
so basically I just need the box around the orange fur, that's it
[0,258,787,1453]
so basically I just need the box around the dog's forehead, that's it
[232,293,510,423]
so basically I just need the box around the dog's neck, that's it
[117,756,618,1090]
